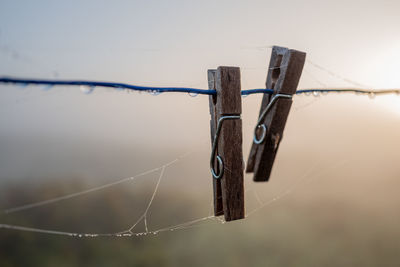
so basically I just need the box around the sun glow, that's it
[367,41,400,89]
[375,95,400,116]
[357,40,400,116]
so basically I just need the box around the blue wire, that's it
[297,89,362,94]
[0,77,276,96]
[241,89,274,95]
[1,77,398,96]
[0,77,217,95]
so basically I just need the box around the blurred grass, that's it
[1,172,400,267]
[1,95,400,266]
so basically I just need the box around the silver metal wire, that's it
[253,93,292,144]
[210,115,241,179]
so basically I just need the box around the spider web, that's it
[0,140,351,238]
[0,61,391,238]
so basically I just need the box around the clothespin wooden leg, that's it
[246,46,306,182]
[208,66,244,221]
[208,69,224,216]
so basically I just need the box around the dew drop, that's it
[312,91,320,97]
[18,83,29,89]
[80,85,95,94]
[242,93,249,98]
[188,92,198,97]
[305,91,312,96]
[368,92,375,99]
[41,84,53,91]
[149,90,161,96]
[321,90,328,96]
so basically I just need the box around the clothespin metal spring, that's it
[210,115,241,179]
[253,94,292,144]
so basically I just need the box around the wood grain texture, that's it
[208,66,244,221]
[246,47,287,173]
[208,69,223,216]
[246,46,306,182]
[216,67,244,221]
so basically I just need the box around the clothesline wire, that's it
[1,77,399,96]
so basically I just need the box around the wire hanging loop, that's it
[210,115,241,179]
[253,93,293,144]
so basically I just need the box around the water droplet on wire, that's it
[188,92,198,97]
[41,84,53,91]
[149,90,161,96]
[18,83,28,89]
[80,85,95,94]
[368,92,375,99]
[312,91,320,97]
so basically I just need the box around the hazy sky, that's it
[3,5,400,262]
[1,0,400,85]
[1,0,400,180]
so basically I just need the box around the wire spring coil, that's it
[210,115,241,179]
[253,94,293,144]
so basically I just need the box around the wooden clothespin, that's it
[246,46,306,182]
[208,66,244,221]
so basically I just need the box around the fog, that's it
[1,0,400,266]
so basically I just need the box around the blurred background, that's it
[1,0,400,266]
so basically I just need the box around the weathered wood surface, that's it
[208,69,223,216]
[246,46,306,182]
[208,66,244,221]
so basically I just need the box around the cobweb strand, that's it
[3,151,193,214]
